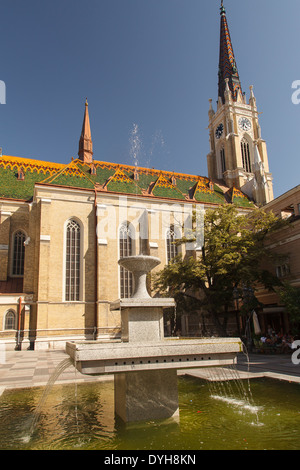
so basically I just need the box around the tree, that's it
[154,205,285,337]
[278,283,300,333]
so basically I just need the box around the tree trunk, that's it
[209,309,228,337]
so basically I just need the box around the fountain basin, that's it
[118,255,161,299]
[66,338,242,376]
[2,378,300,450]
[110,298,175,310]
[118,255,161,274]
[66,337,242,422]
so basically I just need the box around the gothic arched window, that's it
[119,222,134,298]
[12,230,26,276]
[65,219,81,301]
[241,139,251,173]
[5,310,16,330]
[166,225,180,264]
[220,147,226,174]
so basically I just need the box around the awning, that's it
[253,311,261,335]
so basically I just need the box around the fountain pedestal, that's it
[66,256,242,423]
[115,369,179,422]
[110,256,179,421]
[110,298,175,343]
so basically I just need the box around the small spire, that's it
[208,98,215,118]
[78,99,93,164]
[254,144,262,166]
[224,77,232,104]
[249,85,257,108]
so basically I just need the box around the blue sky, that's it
[0,0,299,199]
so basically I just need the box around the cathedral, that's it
[0,3,275,349]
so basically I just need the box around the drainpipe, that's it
[94,188,98,340]
[16,297,22,350]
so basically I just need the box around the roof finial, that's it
[220,0,226,15]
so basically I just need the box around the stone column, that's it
[112,296,177,423]
[115,369,179,423]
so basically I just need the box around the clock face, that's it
[238,117,251,132]
[215,123,224,139]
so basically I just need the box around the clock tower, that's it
[207,2,274,205]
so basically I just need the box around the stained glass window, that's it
[65,219,81,301]
[119,223,134,298]
[166,226,179,264]
[12,231,25,276]
[241,139,251,173]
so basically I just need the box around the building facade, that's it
[0,3,276,349]
[255,186,300,334]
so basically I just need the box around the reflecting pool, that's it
[0,376,299,450]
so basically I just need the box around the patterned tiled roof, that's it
[0,156,64,200]
[218,2,243,103]
[228,186,254,208]
[149,173,184,200]
[0,155,254,208]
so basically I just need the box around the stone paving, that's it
[184,353,300,383]
[0,349,111,395]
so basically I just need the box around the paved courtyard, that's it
[185,353,300,383]
[0,349,111,395]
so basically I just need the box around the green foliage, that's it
[154,205,285,336]
[278,283,300,329]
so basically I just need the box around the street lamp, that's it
[232,285,255,350]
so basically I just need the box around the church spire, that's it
[218,1,243,104]
[78,98,93,164]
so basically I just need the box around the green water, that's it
[0,376,299,450]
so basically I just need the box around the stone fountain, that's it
[66,255,242,423]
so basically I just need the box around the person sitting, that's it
[280,333,294,354]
